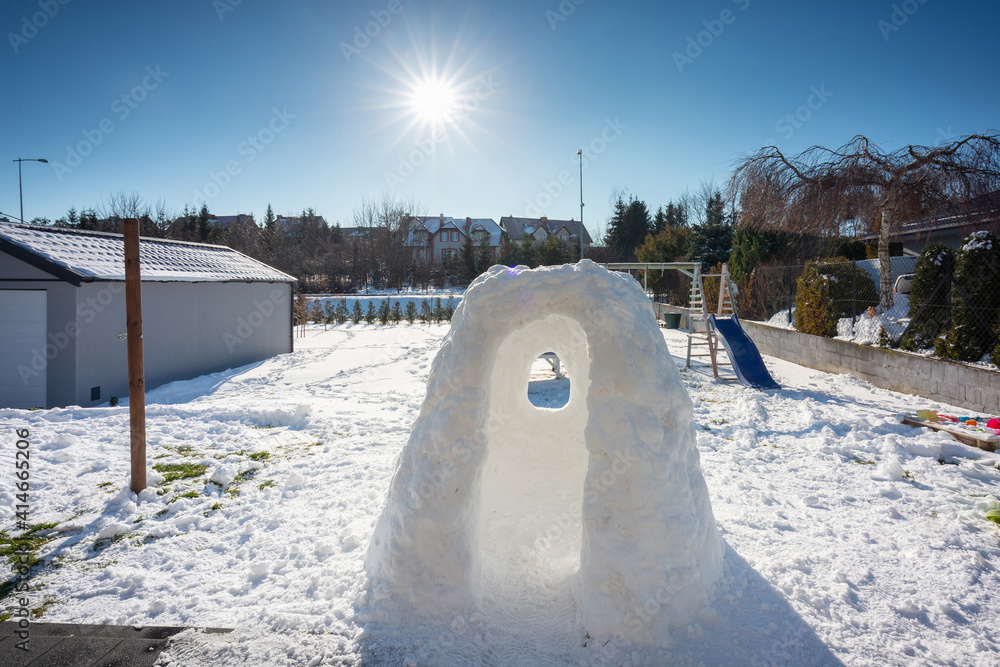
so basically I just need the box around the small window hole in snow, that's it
[479,314,590,617]
[527,353,570,409]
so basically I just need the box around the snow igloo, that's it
[363,261,722,645]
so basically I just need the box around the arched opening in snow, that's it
[527,352,571,409]
[478,314,591,609]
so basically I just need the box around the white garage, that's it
[0,221,296,409]
[0,290,47,409]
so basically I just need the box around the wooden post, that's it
[124,219,146,493]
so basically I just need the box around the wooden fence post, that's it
[124,218,146,493]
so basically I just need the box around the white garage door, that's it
[0,291,47,409]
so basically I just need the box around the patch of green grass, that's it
[92,530,136,552]
[225,488,240,498]
[258,480,276,490]
[903,470,915,481]
[97,481,113,489]
[0,523,59,568]
[248,451,270,461]
[252,425,275,430]
[155,508,170,518]
[152,462,207,485]
[852,458,876,465]
[169,490,200,503]
[29,597,58,619]
[940,459,960,466]
[709,419,729,425]
[233,469,258,484]
[211,502,222,511]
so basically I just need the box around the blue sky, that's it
[2,0,998,238]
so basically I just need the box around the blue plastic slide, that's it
[707,312,781,390]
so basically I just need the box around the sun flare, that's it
[409,78,458,124]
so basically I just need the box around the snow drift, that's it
[362,261,722,645]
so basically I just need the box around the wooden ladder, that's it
[685,264,737,379]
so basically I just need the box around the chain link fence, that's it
[738,255,1000,364]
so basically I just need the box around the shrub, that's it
[816,257,879,320]
[351,301,363,324]
[309,300,324,325]
[364,301,377,325]
[378,300,390,325]
[936,231,1000,362]
[795,263,836,337]
[405,301,417,324]
[419,299,432,324]
[336,299,349,325]
[900,244,954,350]
[444,296,456,321]
[432,298,444,323]
[390,301,403,324]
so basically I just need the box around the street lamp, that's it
[577,149,584,261]
[13,158,49,224]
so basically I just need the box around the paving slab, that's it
[0,622,232,667]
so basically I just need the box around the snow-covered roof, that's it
[0,222,295,284]
[407,216,503,247]
[500,217,593,245]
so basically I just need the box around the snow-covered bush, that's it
[935,231,1000,361]
[900,244,954,351]
[795,263,836,337]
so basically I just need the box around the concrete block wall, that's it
[740,319,1000,414]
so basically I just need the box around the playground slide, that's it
[707,312,781,390]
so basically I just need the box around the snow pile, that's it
[766,308,797,330]
[963,230,994,252]
[836,294,910,345]
[362,261,723,646]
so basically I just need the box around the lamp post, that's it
[577,149,584,261]
[13,158,49,224]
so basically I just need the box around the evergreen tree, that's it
[653,206,667,234]
[390,300,403,324]
[460,230,477,282]
[605,195,651,261]
[518,238,537,268]
[197,204,211,243]
[688,190,733,269]
[405,300,417,324]
[364,301,377,324]
[420,299,432,324]
[351,301,363,324]
[476,237,494,274]
[727,227,790,287]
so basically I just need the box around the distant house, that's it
[275,214,329,237]
[208,214,255,230]
[500,216,592,251]
[406,215,503,263]
[0,222,295,409]
[862,194,1000,255]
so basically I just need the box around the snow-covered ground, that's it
[2,324,1000,665]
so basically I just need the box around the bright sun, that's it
[409,78,458,124]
